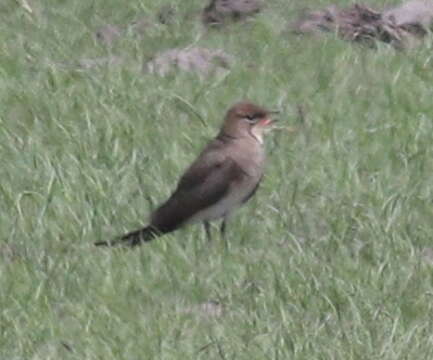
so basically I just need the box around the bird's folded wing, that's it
[150,152,245,232]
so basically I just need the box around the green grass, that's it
[2,0,433,358]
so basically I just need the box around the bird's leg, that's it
[204,221,212,242]
[220,217,227,239]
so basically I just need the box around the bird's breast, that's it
[231,141,265,178]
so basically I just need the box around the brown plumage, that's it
[95,101,277,247]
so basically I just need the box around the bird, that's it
[95,101,278,247]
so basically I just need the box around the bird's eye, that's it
[245,114,256,122]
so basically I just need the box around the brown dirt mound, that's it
[292,0,433,49]
[202,0,263,27]
[144,47,233,77]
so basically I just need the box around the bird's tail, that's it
[94,226,160,247]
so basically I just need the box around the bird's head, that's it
[221,101,278,143]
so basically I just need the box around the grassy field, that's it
[2,0,433,358]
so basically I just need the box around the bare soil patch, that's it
[291,0,433,49]
[144,46,233,77]
[202,0,263,27]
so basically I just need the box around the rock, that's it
[384,0,433,30]
[145,47,233,77]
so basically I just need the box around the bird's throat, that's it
[250,126,264,144]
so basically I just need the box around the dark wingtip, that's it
[94,238,131,248]
[94,227,157,248]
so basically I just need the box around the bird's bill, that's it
[257,117,278,127]
[259,109,280,127]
